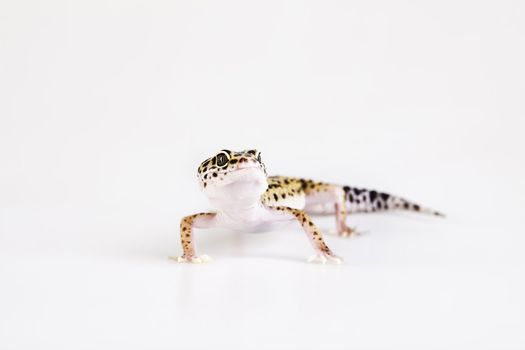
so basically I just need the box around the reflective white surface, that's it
[1,0,524,348]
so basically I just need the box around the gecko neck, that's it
[207,194,267,225]
[205,179,268,221]
[201,166,269,222]
[217,200,266,221]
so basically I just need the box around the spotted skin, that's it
[172,149,443,264]
[173,212,216,262]
[269,206,340,262]
[197,149,267,189]
[261,177,357,236]
[341,186,444,216]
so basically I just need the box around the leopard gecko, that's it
[171,149,443,264]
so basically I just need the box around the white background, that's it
[1,0,524,349]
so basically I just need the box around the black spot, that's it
[353,188,363,195]
[413,204,420,211]
[281,194,286,199]
[273,194,278,201]
[380,192,390,201]
[212,173,217,177]
[377,201,383,209]
[348,194,354,202]
[343,186,350,193]
[369,190,378,202]
[404,202,409,209]
[230,159,238,164]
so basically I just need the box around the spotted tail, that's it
[342,186,444,217]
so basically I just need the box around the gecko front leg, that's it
[269,206,343,264]
[170,212,216,263]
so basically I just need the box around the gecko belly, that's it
[242,221,294,233]
[214,205,296,233]
[217,218,293,233]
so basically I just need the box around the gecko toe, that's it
[199,254,212,262]
[308,253,343,265]
[339,226,366,237]
[169,255,212,264]
[308,253,327,264]
[190,255,213,263]
[169,256,188,263]
[326,255,344,264]
[191,256,203,263]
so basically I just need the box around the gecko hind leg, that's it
[334,201,368,237]
[303,181,363,238]
[336,202,357,237]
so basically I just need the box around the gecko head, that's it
[197,149,268,201]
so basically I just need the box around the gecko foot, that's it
[169,254,212,264]
[339,226,366,238]
[307,253,343,265]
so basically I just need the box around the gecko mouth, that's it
[218,166,266,184]
[233,164,261,171]
[221,166,263,178]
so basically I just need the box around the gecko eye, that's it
[216,153,229,167]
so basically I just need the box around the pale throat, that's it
[204,178,268,220]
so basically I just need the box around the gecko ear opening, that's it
[246,149,261,162]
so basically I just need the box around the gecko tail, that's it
[342,186,445,217]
